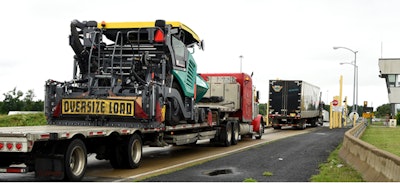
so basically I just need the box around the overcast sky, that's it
[1,0,400,109]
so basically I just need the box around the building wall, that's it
[378,58,400,106]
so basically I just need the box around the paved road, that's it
[142,126,349,182]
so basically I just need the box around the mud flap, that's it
[35,155,64,180]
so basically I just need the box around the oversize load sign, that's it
[62,99,135,116]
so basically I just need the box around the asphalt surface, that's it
[142,126,349,182]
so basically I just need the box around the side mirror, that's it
[256,91,260,102]
[199,40,205,51]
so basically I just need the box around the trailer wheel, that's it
[126,134,142,168]
[64,139,87,181]
[231,121,239,145]
[110,134,142,169]
[221,122,232,147]
[109,142,124,169]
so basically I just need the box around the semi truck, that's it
[268,80,322,129]
[0,20,264,181]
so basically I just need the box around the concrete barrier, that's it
[339,122,400,181]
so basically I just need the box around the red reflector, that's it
[41,134,50,139]
[7,143,13,150]
[0,143,3,150]
[7,168,25,173]
[53,102,62,117]
[16,143,22,150]
[154,29,164,42]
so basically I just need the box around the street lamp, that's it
[333,46,358,125]
[340,62,358,109]
[239,55,243,73]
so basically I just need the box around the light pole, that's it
[333,46,358,125]
[239,55,243,73]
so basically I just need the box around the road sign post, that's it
[331,97,341,128]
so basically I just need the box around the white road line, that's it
[114,128,312,182]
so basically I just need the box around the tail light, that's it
[0,142,3,150]
[15,143,22,151]
[7,143,13,150]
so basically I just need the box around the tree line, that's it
[0,88,44,114]
[0,87,395,119]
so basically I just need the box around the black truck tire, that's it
[166,97,181,126]
[126,134,142,168]
[64,139,87,181]
[231,121,239,145]
[221,122,232,147]
[110,134,142,169]
[109,142,124,169]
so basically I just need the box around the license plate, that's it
[61,99,135,117]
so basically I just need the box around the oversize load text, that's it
[62,99,134,116]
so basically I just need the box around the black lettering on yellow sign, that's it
[62,99,134,116]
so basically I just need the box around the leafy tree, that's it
[1,88,44,114]
[23,89,36,111]
[323,104,330,112]
[375,103,391,118]
[31,100,44,111]
[396,112,400,125]
[259,103,267,116]
[1,88,24,114]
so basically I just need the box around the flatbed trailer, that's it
[0,121,220,179]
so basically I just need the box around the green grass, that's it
[262,171,273,176]
[243,178,257,182]
[310,143,364,182]
[360,123,400,157]
[312,121,400,182]
[0,113,46,127]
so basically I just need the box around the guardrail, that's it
[339,122,400,181]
